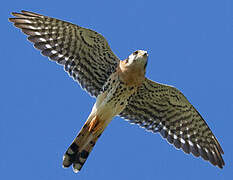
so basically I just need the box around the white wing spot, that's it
[51,50,57,54]
[45,44,52,48]
[58,54,63,58]
[39,38,46,42]
[188,140,193,146]
[28,25,39,30]
[35,32,41,35]
[180,138,185,144]
[24,19,32,23]
[204,148,209,153]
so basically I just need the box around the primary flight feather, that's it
[9,10,224,172]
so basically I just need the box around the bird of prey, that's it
[9,10,224,173]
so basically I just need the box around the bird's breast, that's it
[119,60,145,87]
[96,72,138,117]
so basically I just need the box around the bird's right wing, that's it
[9,10,120,97]
[120,78,224,168]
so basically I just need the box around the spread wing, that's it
[120,78,224,168]
[9,10,120,97]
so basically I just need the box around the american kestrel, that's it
[9,10,224,173]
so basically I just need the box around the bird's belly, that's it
[96,91,130,120]
[94,81,136,121]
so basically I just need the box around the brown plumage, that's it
[9,10,224,173]
[63,116,103,172]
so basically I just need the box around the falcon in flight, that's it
[9,10,224,173]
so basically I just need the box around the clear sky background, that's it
[1,0,232,179]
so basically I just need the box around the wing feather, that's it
[9,10,120,97]
[120,78,224,168]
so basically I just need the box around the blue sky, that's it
[1,0,232,179]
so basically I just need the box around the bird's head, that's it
[119,50,148,84]
[124,50,148,70]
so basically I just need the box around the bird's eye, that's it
[133,51,138,55]
[125,58,129,63]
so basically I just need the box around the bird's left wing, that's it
[120,78,224,168]
[9,10,120,97]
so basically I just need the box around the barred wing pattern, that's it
[9,11,119,97]
[120,78,224,168]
